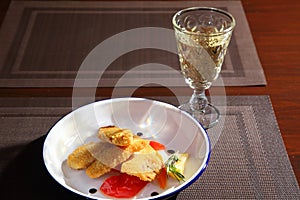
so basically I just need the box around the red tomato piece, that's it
[100,173,149,198]
[149,141,166,150]
[156,167,167,189]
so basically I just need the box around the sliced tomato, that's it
[100,173,149,198]
[149,141,166,150]
[156,167,167,189]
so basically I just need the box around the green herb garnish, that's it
[165,152,186,182]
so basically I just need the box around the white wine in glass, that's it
[172,7,235,129]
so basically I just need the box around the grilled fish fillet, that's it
[85,136,148,178]
[67,142,96,170]
[86,160,111,178]
[121,144,163,181]
[68,126,163,180]
[85,141,132,178]
[98,125,134,146]
[88,141,132,168]
[123,136,149,153]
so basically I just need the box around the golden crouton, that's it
[121,145,163,181]
[86,160,111,178]
[98,125,134,146]
[67,142,96,170]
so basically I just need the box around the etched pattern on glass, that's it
[174,12,233,90]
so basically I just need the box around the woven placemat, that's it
[0,95,298,199]
[0,1,266,87]
[176,96,300,199]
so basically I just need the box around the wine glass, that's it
[172,7,235,129]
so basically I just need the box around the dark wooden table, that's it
[0,0,299,186]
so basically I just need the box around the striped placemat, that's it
[0,1,266,87]
[0,95,298,199]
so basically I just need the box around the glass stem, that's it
[189,90,208,112]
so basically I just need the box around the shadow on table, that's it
[0,135,178,200]
[0,135,83,199]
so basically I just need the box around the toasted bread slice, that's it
[121,144,163,181]
[67,142,96,170]
[98,125,134,146]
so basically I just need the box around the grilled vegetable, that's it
[156,167,167,189]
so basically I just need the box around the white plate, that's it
[43,97,210,199]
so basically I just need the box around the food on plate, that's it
[123,136,149,153]
[100,172,149,198]
[121,144,163,181]
[156,167,168,189]
[86,159,111,179]
[67,142,96,170]
[165,152,188,181]
[98,125,134,146]
[88,142,132,168]
[81,141,132,178]
[149,140,166,150]
[66,125,189,198]
[67,141,133,178]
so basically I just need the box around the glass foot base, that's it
[179,103,220,129]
